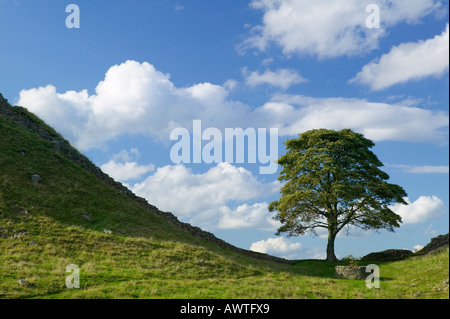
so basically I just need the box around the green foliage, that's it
[340,255,362,270]
[269,129,408,261]
[341,255,361,268]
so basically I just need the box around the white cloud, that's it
[17,60,449,152]
[250,237,303,259]
[243,68,307,89]
[351,24,449,90]
[223,79,238,91]
[217,203,280,231]
[391,196,446,224]
[101,161,154,182]
[132,163,280,229]
[101,162,154,183]
[413,244,424,252]
[243,0,443,59]
[262,94,449,144]
[18,61,253,151]
[100,149,155,182]
[393,165,449,174]
[261,58,274,66]
[17,85,92,145]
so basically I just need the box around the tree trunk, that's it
[326,231,338,262]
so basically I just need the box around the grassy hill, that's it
[0,93,448,299]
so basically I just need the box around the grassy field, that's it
[0,214,448,299]
[0,106,448,299]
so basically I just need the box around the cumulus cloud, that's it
[100,149,155,182]
[250,237,303,259]
[262,94,449,144]
[18,61,253,151]
[132,163,280,229]
[350,24,449,90]
[218,203,280,231]
[391,196,446,224]
[101,161,155,183]
[17,85,91,145]
[243,68,307,89]
[243,0,443,58]
[223,79,239,91]
[17,60,449,151]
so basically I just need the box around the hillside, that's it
[0,93,287,264]
[0,92,290,293]
[0,93,448,300]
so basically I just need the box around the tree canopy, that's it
[269,129,408,262]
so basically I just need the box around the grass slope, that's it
[0,103,448,299]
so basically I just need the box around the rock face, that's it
[81,214,94,222]
[415,233,449,256]
[17,280,31,287]
[51,140,61,152]
[361,249,413,262]
[335,266,367,280]
[31,174,42,183]
[1,93,291,265]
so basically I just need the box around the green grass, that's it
[0,107,448,299]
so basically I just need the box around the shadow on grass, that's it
[288,259,398,280]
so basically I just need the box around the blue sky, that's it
[0,0,449,259]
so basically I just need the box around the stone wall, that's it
[335,266,367,280]
[360,233,449,261]
[361,249,413,262]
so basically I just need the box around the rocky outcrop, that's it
[415,233,449,256]
[360,233,450,261]
[361,249,413,262]
[1,93,291,265]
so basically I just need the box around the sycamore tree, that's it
[269,129,408,262]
